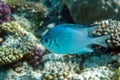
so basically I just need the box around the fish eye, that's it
[45,38,48,43]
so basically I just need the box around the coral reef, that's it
[2,0,27,8]
[0,52,115,80]
[68,66,113,80]
[25,44,44,67]
[11,15,32,32]
[92,19,120,54]
[39,53,114,80]
[3,0,47,13]
[6,62,36,80]
[0,29,7,43]
[0,0,11,23]
[112,67,120,80]
[41,61,78,80]
[0,0,119,80]
[1,21,27,36]
[0,21,38,65]
[2,0,48,31]
[0,47,23,65]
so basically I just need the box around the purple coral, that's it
[0,0,11,23]
[26,44,44,67]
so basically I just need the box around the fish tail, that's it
[88,25,99,36]
[93,35,110,47]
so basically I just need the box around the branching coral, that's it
[41,61,79,80]
[92,19,120,54]
[0,21,38,65]
[1,21,28,36]
[0,48,23,65]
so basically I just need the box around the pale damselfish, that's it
[41,24,110,54]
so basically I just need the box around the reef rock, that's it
[61,0,120,24]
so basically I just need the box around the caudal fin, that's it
[93,35,110,47]
[88,24,99,36]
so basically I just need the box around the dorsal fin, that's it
[61,24,91,34]
[87,24,99,36]
[59,24,99,36]
[61,24,90,29]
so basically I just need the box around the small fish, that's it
[41,24,110,54]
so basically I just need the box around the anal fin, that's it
[79,47,93,53]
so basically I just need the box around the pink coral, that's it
[26,44,44,67]
[0,0,11,23]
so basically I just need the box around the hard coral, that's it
[4,0,47,13]
[1,21,27,36]
[2,0,25,8]
[0,48,23,65]
[25,44,44,67]
[0,0,11,23]
[92,19,120,54]
[3,0,48,30]
[0,21,38,65]
[41,61,78,80]
[12,15,32,32]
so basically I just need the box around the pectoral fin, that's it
[82,47,93,53]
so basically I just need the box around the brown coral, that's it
[4,0,47,13]
[92,19,120,54]
[3,0,26,8]
[0,48,23,65]
[0,21,38,65]
[3,0,48,31]
[0,21,27,37]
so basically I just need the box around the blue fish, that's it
[41,24,110,54]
